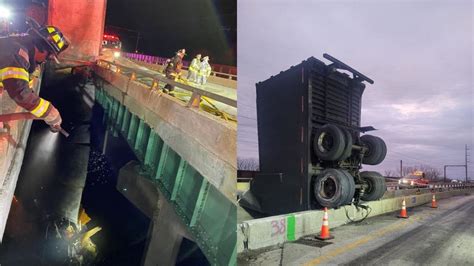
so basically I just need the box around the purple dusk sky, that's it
[237,0,473,179]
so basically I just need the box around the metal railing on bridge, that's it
[123,52,237,81]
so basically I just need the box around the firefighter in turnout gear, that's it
[197,56,212,85]
[0,24,69,130]
[164,49,185,95]
[187,53,201,83]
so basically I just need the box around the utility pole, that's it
[135,31,140,53]
[466,145,470,182]
[106,25,141,53]
[400,160,403,178]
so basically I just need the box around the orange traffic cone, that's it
[315,207,334,240]
[397,198,409,218]
[431,194,438,208]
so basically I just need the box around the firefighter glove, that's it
[44,105,62,129]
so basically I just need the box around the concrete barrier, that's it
[237,186,474,253]
[0,69,43,241]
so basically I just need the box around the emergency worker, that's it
[197,56,212,85]
[164,48,185,95]
[187,53,201,82]
[0,24,69,130]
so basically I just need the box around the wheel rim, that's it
[364,178,374,195]
[365,141,374,157]
[319,175,337,199]
[317,132,334,153]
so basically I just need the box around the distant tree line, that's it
[237,157,259,171]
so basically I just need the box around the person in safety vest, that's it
[187,53,201,83]
[0,22,69,131]
[197,56,212,85]
[164,48,185,95]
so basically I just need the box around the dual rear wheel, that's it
[313,124,353,162]
[313,124,387,165]
[313,169,386,208]
[313,168,355,208]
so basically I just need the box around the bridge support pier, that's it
[143,193,192,266]
[117,161,194,265]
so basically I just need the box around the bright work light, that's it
[0,6,11,19]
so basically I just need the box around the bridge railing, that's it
[123,52,237,81]
[96,60,237,121]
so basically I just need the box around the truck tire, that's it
[377,136,387,164]
[340,128,353,161]
[360,171,386,201]
[340,169,356,205]
[313,124,346,161]
[361,135,386,165]
[313,168,353,208]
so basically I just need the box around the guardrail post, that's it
[151,80,158,90]
[187,92,201,108]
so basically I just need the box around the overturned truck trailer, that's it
[240,54,387,215]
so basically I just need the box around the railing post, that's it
[187,92,201,108]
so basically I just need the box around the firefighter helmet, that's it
[35,26,70,55]
[28,25,69,56]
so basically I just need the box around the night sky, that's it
[105,0,236,66]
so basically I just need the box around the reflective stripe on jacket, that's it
[0,36,52,118]
[198,61,212,77]
[189,58,200,72]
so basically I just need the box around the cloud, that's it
[237,0,473,179]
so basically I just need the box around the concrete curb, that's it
[237,187,474,253]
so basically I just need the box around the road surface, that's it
[238,193,474,265]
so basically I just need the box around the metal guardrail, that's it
[98,60,237,108]
[123,52,237,80]
[97,60,237,108]
[383,183,474,199]
[237,186,474,253]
